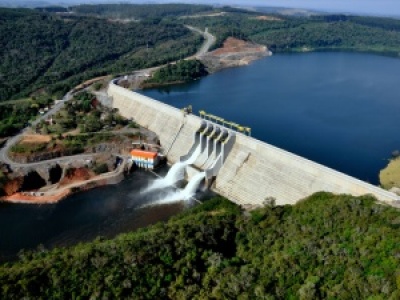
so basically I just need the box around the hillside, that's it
[0,193,399,299]
[181,11,400,55]
[70,3,213,20]
[3,5,400,102]
[0,8,203,101]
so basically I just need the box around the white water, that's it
[181,172,206,199]
[147,171,206,206]
[165,145,201,184]
[164,161,186,185]
[141,145,201,193]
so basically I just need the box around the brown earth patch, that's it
[211,37,267,56]
[1,190,71,204]
[202,37,269,72]
[60,167,94,186]
[254,15,282,21]
[3,177,23,196]
[20,134,52,144]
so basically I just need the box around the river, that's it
[0,169,202,262]
[141,52,400,184]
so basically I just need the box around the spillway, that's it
[181,172,206,199]
[164,144,201,185]
[108,80,400,207]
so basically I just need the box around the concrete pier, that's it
[108,82,400,207]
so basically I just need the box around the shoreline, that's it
[135,38,270,90]
[0,158,127,204]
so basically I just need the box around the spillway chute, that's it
[146,121,235,200]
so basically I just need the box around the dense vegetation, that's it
[3,5,400,102]
[38,91,129,135]
[0,96,53,137]
[9,91,136,157]
[0,8,203,101]
[182,12,400,55]
[71,3,213,20]
[0,193,399,299]
[144,60,208,87]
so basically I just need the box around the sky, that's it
[222,0,400,16]
[182,0,400,17]
[3,0,400,17]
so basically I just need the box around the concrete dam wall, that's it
[108,82,400,206]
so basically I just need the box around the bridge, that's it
[107,80,400,207]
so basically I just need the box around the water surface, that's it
[142,52,400,183]
[0,169,197,262]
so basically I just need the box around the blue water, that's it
[141,52,400,184]
[1,52,399,262]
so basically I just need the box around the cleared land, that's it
[211,37,267,55]
[254,15,283,21]
[20,134,52,144]
[201,37,269,72]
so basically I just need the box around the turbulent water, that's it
[143,145,202,192]
[0,169,200,262]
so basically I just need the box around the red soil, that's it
[211,37,266,56]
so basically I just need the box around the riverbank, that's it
[0,157,128,204]
[122,37,272,90]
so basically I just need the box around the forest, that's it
[70,3,213,20]
[181,12,400,55]
[144,60,208,87]
[0,193,399,299]
[0,7,203,101]
[2,5,400,102]
[0,96,53,137]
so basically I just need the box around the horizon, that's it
[1,0,400,18]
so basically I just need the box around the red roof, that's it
[131,149,158,159]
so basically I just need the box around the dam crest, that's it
[107,80,400,207]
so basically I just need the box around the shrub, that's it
[92,163,109,175]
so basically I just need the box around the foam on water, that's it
[142,145,201,194]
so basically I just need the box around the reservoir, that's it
[142,52,400,184]
[1,52,400,261]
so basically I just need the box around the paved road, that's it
[124,26,216,89]
[185,26,216,58]
[0,91,77,167]
[0,26,215,169]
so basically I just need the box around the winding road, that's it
[0,26,215,169]
[186,26,216,58]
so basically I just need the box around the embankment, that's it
[1,155,127,204]
[108,82,400,207]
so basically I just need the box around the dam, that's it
[108,80,400,207]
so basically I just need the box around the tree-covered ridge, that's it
[0,8,203,101]
[145,60,208,86]
[182,12,400,55]
[70,3,213,20]
[1,193,399,299]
